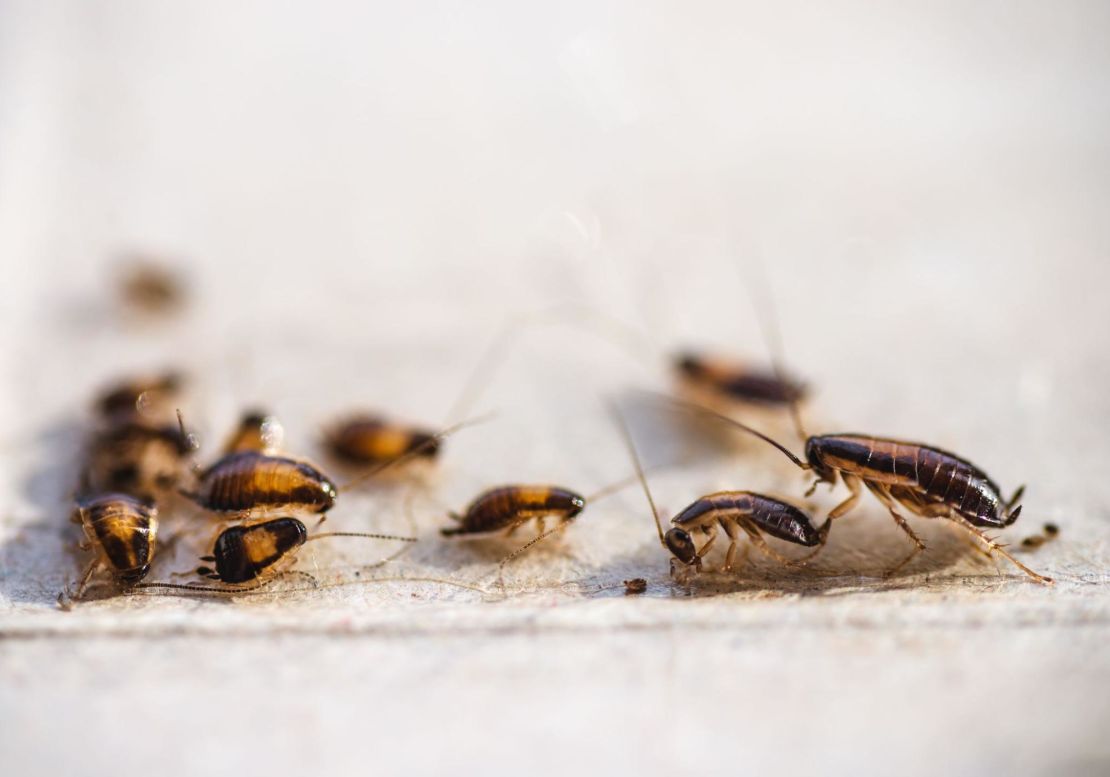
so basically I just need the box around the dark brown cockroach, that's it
[95,371,183,424]
[222,409,284,455]
[182,414,490,521]
[323,414,439,467]
[654,396,1050,584]
[61,492,159,606]
[132,517,414,593]
[613,403,828,579]
[83,420,195,500]
[674,351,807,408]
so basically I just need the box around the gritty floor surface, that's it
[2,3,1110,776]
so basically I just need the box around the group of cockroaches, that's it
[63,292,1054,608]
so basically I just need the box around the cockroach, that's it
[652,396,1051,584]
[95,371,183,423]
[83,420,195,500]
[440,472,647,588]
[1020,522,1060,552]
[222,409,285,455]
[60,492,159,606]
[182,413,490,521]
[118,260,185,314]
[674,351,806,408]
[613,403,828,579]
[323,414,439,467]
[129,517,413,594]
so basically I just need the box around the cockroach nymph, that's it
[1021,522,1060,552]
[83,420,195,500]
[134,517,414,592]
[613,403,828,580]
[653,396,1051,584]
[61,492,159,606]
[95,371,183,424]
[222,409,285,455]
[118,259,186,314]
[323,414,439,467]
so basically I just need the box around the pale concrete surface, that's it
[2,3,1110,776]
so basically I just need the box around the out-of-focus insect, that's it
[182,413,490,521]
[117,259,186,315]
[612,403,828,580]
[1021,522,1060,551]
[83,420,195,500]
[222,409,284,455]
[447,305,809,429]
[95,371,183,424]
[651,396,1050,584]
[60,492,159,606]
[623,578,648,595]
[323,415,439,468]
[440,471,645,588]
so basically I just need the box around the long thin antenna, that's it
[642,391,810,471]
[444,305,659,425]
[308,531,416,544]
[609,400,666,548]
[496,519,579,592]
[737,253,809,442]
[338,412,495,492]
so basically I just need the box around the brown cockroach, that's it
[323,414,439,468]
[221,409,285,455]
[653,396,1050,584]
[440,470,648,588]
[182,413,490,521]
[95,371,183,424]
[61,492,159,606]
[613,403,828,579]
[83,420,195,501]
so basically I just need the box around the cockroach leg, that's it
[828,474,862,521]
[948,515,1053,585]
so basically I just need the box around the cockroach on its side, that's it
[222,409,285,455]
[132,517,414,593]
[60,492,159,606]
[612,403,828,580]
[323,415,439,468]
[182,413,490,521]
[652,396,1051,584]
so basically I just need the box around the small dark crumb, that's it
[1043,523,1060,538]
[623,578,648,595]
[1021,535,1046,550]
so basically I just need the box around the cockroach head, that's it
[664,527,698,566]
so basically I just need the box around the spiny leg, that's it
[737,520,810,569]
[720,520,742,573]
[497,515,574,592]
[866,484,926,577]
[948,515,1052,585]
[58,559,98,609]
[828,473,862,521]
